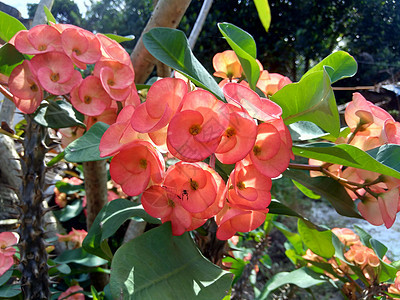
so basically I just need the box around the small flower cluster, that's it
[0,232,19,276]
[8,23,139,126]
[100,63,293,239]
[303,228,393,297]
[311,93,400,228]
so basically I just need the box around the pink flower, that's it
[215,104,257,164]
[223,82,282,122]
[226,161,272,210]
[97,33,132,66]
[70,76,112,116]
[256,70,292,96]
[162,162,217,214]
[0,232,19,276]
[84,107,118,130]
[57,228,87,249]
[61,27,101,69]
[59,126,85,148]
[213,50,243,80]
[29,52,82,95]
[345,92,393,137]
[58,285,84,300]
[215,204,268,240]
[93,59,134,101]
[14,24,62,55]
[8,60,43,114]
[167,89,229,161]
[131,78,188,133]
[141,185,192,236]
[109,140,165,196]
[249,118,293,178]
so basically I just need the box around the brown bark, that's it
[83,160,109,290]
[130,0,192,83]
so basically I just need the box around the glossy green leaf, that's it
[104,33,134,43]
[302,51,357,83]
[0,270,12,286]
[271,69,340,136]
[34,100,85,129]
[54,248,108,267]
[304,260,347,283]
[0,284,21,298]
[293,143,400,179]
[370,239,388,259]
[0,44,24,76]
[83,198,160,261]
[288,121,325,141]
[218,23,260,90]
[143,27,224,100]
[223,257,247,284]
[256,267,326,300]
[110,223,232,300]
[268,199,305,219]
[353,225,372,247]
[53,199,83,222]
[44,5,56,24]
[284,169,362,219]
[254,0,271,32]
[0,11,26,42]
[298,219,335,258]
[64,122,109,163]
[273,221,304,255]
[55,180,84,194]
[292,180,321,199]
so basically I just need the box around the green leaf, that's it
[293,143,400,179]
[302,51,357,83]
[292,180,321,199]
[284,169,362,219]
[268,199,306,219]
[0,44,24,76]
[83,198,161,261]
[110,223,232,300]
[46,152,65,167]
[104,33,134,43]
[55,180,84,194]
[256,267,327,300]
[53,199,83,222]
[143,27,224,100]
[64,122,109,163]
[44,5,56,24]
[271,69,340,137]
[223,257,247,284]
[253,0,271,32]
[54,248,108,267]
[331,234,348,264]
[298,219,335,259]
[353,225,372,247]
[0,284,21,298]
[218,23,260,91]
[34,100,85,129]
[273,221,304,255]
[0,11,26,42]
[370,239,388,259]
[288,121,325,141]
[0,270,12,286]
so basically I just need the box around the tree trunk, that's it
[188,0,213,50]
[32,0,54,27]
[130,0,192,83]
[83,160,109,290]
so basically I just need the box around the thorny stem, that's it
[347,121,367,145]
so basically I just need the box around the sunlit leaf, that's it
[44,5,56,24]
[271,69,340,136]
[143,27,224,100]
[110,223,232,299]
[253,0,271,32]
[302,51,357,83]
[293,143,400,179]
[218,23,260,90]
[0,11,26,42]
[104,33,134,43]
[298,219,334,258]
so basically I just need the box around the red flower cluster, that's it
[9,24,139,125]
[100,75,293,239]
